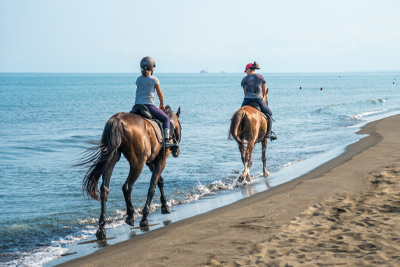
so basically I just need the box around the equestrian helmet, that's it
[140,57,156,70]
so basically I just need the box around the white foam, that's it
[282,159,304,167]
[194,179,235,196]
[4,246,68,267]
[351,109,389,120]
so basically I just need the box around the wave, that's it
[282,159,305,167]
[2,246,68,267]
[11,145,57,153]
[349,109,389,120]
[313,98,388,114]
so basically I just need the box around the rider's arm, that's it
[155,84,165,110]
[243,87,246,95]
[262,83,266,99]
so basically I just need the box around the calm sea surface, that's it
[1,72,399,266]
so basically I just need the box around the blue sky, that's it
[0,0,399,73]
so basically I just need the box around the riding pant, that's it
[144,104,170,129]
[241,98,272,117]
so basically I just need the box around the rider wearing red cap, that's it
[241,61,276,140]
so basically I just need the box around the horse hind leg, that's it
[238,143,246,183]
[243,142,255,182]
[238,143,246,165]
[96,152,121,240]
[261,138,269,178]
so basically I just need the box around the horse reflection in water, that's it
[78,106,181,240]
[229,90,270,182]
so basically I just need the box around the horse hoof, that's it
[96,229,106,240]
[161,205,171,214]
[125,217,134,226]
[140,219,148,227]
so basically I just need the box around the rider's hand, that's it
[159,104,165,110]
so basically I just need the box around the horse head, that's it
[164,106,181,158]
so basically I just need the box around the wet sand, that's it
[58,114,400,267]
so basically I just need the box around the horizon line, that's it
[1,70,400,74]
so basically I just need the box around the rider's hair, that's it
[249,61,259,70]
[141,68,151,76]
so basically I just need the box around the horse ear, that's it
[176,107,181,118]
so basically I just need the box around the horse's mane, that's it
[164,105,173,117]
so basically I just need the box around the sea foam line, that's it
[314,98,388,114]
[351,109,389,120]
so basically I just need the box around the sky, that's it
[0,0,399,73]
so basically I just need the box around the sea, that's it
[1,72,399,266]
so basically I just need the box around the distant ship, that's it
[200,68,208,73]
[221,70,226,73]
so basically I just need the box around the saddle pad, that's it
[143,118,163,143]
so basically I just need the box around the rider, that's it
[241,61,277,140]
[134,56,176,148]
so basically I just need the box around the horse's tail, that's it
[80,115,123,200]
[228,109,245,144]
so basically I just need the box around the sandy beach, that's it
[58,114,400,267]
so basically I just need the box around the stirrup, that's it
[164,140,178,149]
[266,131,277,141]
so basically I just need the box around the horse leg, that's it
[238,143,246,165]
[261,138,269,178]
[96,152,120,240]
[158,176,170,214]
[140,158,167,227]
[147,163,170,214]
[238,143,246,183]
[243,142,255,182]
[122,161,145,227]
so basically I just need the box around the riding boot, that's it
[266,116,277,141]
[163,128,176,149]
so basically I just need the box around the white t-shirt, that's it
[135,75,160,105]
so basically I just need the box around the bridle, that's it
[170,119,181,148]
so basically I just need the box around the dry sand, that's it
[59,114,400,267]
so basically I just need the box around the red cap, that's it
[244,63,253,72]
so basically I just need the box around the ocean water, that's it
[0,72,399,266]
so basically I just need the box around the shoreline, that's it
[57,114,400,266]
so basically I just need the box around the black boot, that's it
[266,116,277,141]
[163,128,177,149]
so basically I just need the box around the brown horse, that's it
[79,106,181,240]
[229,90,270,182]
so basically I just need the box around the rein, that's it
[171,120,181,147]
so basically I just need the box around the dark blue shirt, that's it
[241,73,266,99]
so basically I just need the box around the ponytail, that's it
[141,69,151,77]
[250,61,259,70]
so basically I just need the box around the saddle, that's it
[245,102,261,112]
[245,102,267,120]
[130,104,153,119]
[129,104,174,143]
